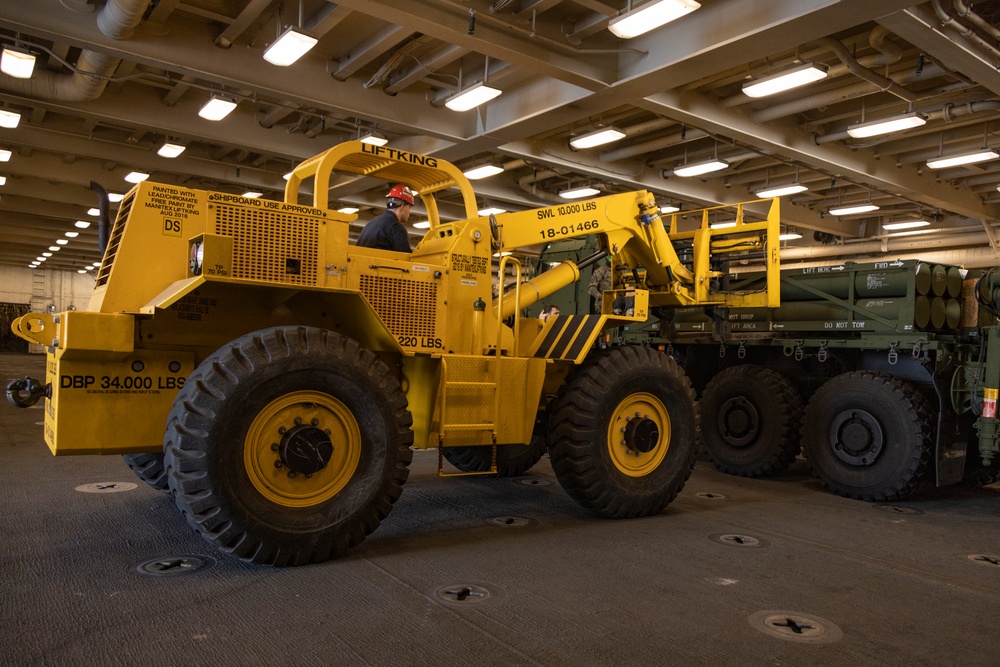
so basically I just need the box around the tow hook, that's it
[6,377,51,408]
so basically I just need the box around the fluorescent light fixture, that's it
[198,96,237,121]
[85,264,96,270]
[1,47,35,79]
[479,206,507,216]
[463,164,504,180]
[0,176,5,186]
[87,207,100,216]
[157,142,186,158]
[779,232,803,240]
[608,0,701,39]
[124,171,149,183]
[0,148,10,161]
[263,27,318,67]
[412,221,431,229]
[48,246,60,252]
[0,109,21,128]
[55,239,68,245]
[673,159,729,177]
[883,220,930,231]
[337,206,360,214]
[660,205,680,214]
[42,252,52,257]
[710,221,737,229]
[64,231,79,238]
[755,183,808,198]
[829,203,879,216]
[559,186,601,199]
[888,229,936,237]
[77,269,87,274]
[742,63,829,98]
[926,149,999,170]
[847,112,927,138]
[108,192,124,202]
[359,131,388,146]
[74,220,91,229]
[445,82,502,111]
[283,171,293,181]
[241,191,263,198]
[35,256,45,262]
[569,126,626,150]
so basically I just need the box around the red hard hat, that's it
[386,184,415,206]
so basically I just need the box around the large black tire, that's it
[699,365,803,477]
[801,372,931,501]
[442,436,547,477]
[546,346,699,518]
[961,460,1000,487]
[163,327,413,566]
[123,453,168,491]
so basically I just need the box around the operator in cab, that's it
[356,184,415,253]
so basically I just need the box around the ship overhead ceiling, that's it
[2,0,1000,270]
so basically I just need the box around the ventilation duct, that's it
[0,0,147,101]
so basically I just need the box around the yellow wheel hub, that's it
[606,392,671,477]
[244,390,361,508]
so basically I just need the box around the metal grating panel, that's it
[359,275,437,338]
[95,191,134,287]
[213,205,319,285]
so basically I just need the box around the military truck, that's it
[618,258,1000,501]
[6,141,784,565]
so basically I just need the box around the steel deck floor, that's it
[2,352,998,667]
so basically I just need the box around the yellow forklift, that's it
[8,141,780,565]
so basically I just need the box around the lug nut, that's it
[278,426,287,435]
[274,461,283,469]
[311,418,319,426]
[270,443,278,451]
[288,471,297,479]
[294,417,302,425]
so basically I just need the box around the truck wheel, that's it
[699,366,802,477]
[164,327,413,566]
[123,453,168,491]
[802,372,931,501]
[443,436,546,477]
[546,346,698,518]
[961,461,1000,487]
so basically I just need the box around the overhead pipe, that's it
[435,0,645,56]
[952,0,1000,43]
[814,99,1000,145]
[777,227,995,262]
[721,27,907,109]
[748,241,1000,271]
[517,168,565,203]
[600,128,707,162]
[0,0,147,101]
[750,63,946,124]
[816,37,919,103]
[659,150,759,178]
[842,102,1000,157]
[930,0,1000,65]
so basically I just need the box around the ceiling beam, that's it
[0,0,478,141]
[330,0,618,90]
[878,5,1000,98]
[498,139,855,236]
[640,88,1000,224]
